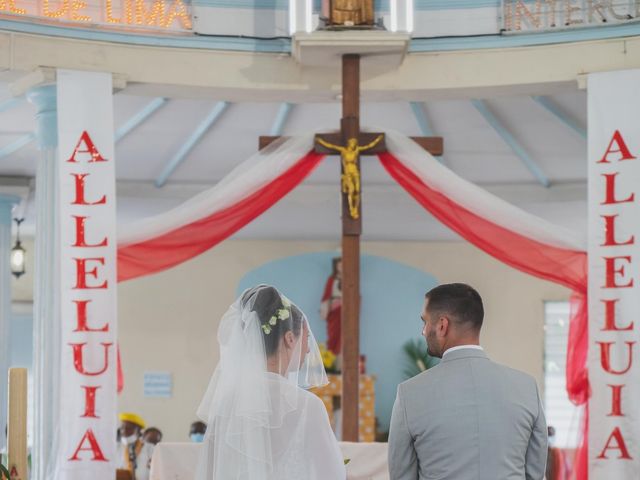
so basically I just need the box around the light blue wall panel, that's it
[10,311,33,369]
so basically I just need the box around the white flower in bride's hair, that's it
[269,316,277,326]
[261,324,272,334]
[278,308,290,321]
[282,297,291,308]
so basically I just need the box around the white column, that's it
[0,194,19,454]
[390,0,414,33]
[290,0,313,34]
[26,84,59,480]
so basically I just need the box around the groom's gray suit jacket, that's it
[389,348,547,480]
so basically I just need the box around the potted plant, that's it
[402,338,439,379]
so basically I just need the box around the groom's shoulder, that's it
[492,361,539,389]
[399,359,537,394]
[399,363,443,392]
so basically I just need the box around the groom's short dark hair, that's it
[425,283,484,331]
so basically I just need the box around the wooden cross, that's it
[259,54,443,441]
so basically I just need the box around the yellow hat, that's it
[119,412,146,429]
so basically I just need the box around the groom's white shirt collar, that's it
[442,345,483,357]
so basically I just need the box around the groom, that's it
[389,283,547,480]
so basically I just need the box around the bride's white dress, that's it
[195,286,347,480]
[197,375,346,479]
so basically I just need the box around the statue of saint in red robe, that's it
[320,258,342,355]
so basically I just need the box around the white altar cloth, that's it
[150,441,390,480]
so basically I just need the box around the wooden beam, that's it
[341,234,360,442]
[409,101,445,163]
[260,134,443,156]
[341,53,360,442]
[410,136,444,156]
[314,133,386,155]
[258,136,284,151]
[8,368,28,480]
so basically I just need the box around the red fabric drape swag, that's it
[117,151,325,282]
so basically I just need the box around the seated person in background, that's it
[116,413,155,480]
[142,427,163,446]
[189,421,206,443]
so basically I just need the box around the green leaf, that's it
[0,463,10,480]
[401,338,438,379]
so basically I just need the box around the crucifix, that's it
[259,54,443,441]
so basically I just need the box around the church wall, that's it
[11,238,569,442]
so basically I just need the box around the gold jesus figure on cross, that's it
[259,54,443,441]
[316,135,384,219]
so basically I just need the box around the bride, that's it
[195,285,347,479]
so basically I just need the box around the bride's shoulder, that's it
[298,388,328,415]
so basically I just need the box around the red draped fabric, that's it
[378,151,589,478]
[117,151,325,282]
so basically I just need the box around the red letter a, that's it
[66,131,106,163]
[598,130,636,164]
[68,428,108,461]
[597,427,632,459]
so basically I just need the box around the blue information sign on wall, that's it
[144,371,173,398]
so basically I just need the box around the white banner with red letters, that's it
[53,69,117,480]
[588,69,640,479]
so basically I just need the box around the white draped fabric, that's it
[118,134,315,246]
[382,130,585,250]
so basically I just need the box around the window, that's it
[544,301,582,448]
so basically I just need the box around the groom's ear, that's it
[439,316,450,337]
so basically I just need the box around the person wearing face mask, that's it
[189,421,206,443]
[142,427,163,446]
[116,413,155,480]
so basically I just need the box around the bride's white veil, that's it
[195,285,329,479]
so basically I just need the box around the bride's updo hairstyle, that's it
[242,285,303,357]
